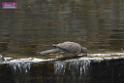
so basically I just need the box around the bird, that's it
[38,41,87,57]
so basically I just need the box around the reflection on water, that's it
[0,0,124,57]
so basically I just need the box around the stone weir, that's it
[0,53,124,83]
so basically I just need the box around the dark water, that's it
[0,0,124,57]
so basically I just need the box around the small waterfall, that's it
[53,59,91,83]
[7,58,34,74]
[68,59,91,76]
[0,54,123,83]
[54,59,91,76]
[54,61,66,74]
[6,57,48,74]
[9,62,32,73]
[6,59,33,83]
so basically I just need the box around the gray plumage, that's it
[39,41,87,57]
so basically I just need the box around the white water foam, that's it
[7,58,53,74]
[9,62,31,73]
[68,59,91,76]
[54,59,91,76]
[54,61,66,74]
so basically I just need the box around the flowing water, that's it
[54,59,90,75]
[0,53,123,83]
[9,61,31,73]
[0,0,124,57]
[0,57,92,83]
[0,54,123,83]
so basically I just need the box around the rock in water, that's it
[39,41,87,58]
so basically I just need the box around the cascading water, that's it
[2,58,46,83]
[5,58,33,83]
[54,59,91,75]
[54,61,66,74]
[68,59,91,76]
[6,58,45,74]
[9,61,31,73]
[0,53,124,83]
[53,58,91,83]
[0,57,92,83]
[8,58,91,83]
[6,58,34,74]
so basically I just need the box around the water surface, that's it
[0,0,124,57]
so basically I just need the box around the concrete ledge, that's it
[0,53,124,83]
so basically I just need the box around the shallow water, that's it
[0,0,124,57]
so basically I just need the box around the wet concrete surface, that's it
[0,53,124,83]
